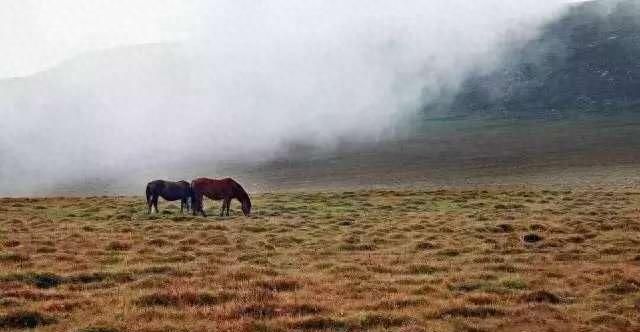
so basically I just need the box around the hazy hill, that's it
[442,0,640,118]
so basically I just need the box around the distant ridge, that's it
[435,0,640,118]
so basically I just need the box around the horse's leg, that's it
[180,199,184,214]
[219,199,226,217]
[200,199,207,217]
[193,192,204,216]
[198,193,207,217]
[226,199,231,216]
[193,199,199,216]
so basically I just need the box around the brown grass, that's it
[1,190,640,331]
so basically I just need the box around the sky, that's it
[1,0,586,79]
[0,0,196,78]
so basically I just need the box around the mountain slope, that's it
[442,0,640,118]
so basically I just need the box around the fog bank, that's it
[0,1,575,195]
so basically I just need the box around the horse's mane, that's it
[230,179,250,202]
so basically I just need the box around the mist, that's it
[0,1,577,196]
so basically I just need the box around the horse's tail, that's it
[145,184,152,207]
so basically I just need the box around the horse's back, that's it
[147,179,165,186]
[191,177,237,196]
[192,177,235,186]
[148,180,189,200]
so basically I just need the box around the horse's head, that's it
[241,198,252,216]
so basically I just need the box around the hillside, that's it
[441,0,640,118]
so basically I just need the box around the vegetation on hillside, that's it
[437,0,640,118]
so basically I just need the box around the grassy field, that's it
[1,189,639,331]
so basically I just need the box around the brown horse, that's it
[145,180,192,214]
[190,178,251,217]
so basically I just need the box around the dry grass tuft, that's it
[104,241,131,251]
[0,310,55,329]
[1,272,63,289]
[407,264,443,275]
[135,291,233,307]
[605,279,640,294]
[0,252,29,263]
[522,233,543,243]
[67,271,134,284]
[289,316,348,330]
[356,312,415,328]
[414,241,437,250]
[436,305,506,318]
[3,240,21,248]
[254,277,301,292]
[75,327,122,332]
[146,238,170,247]
[520,290,562,304]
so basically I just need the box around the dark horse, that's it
[145,180,192,214]
[191,178,251,217]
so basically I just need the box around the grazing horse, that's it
[145,180,192,214]
[191,178,251,217]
